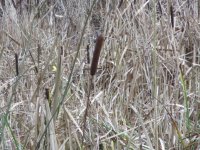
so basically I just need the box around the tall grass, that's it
[0,0,200,149]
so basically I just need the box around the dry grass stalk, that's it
[118,0,123,8]
[45,100,58,150]
[51,46,62,120]
[37,44,41,68]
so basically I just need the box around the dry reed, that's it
[1,1,200,149]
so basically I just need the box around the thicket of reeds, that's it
[0,0,200,149]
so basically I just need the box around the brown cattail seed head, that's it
[15,53,19,76]
[90,34,104,76]
[170,5,174,28]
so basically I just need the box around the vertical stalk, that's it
[152,0,158,149]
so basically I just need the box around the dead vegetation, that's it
[0,0,200,149]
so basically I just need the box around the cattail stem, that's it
[90,35,104,76]
[82,76,93,144]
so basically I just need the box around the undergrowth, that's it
[0,0,200,149]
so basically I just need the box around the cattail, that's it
[90,34,104,76]
[15,53,19,76]
[45,88,50,100]
[60,46,63,56]
[37,44,41,65]
[86,44,90,64]
[170,5,174,28]
[45,88,51,106]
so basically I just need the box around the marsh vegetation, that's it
[0,0,200,149]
